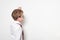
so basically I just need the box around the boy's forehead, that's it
[21,13,23,15]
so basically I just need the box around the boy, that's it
[10,7,24,40]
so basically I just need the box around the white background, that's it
[0,0,60,40]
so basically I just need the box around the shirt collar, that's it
[14,21,22,25]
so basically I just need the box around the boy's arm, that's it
[13,24,22,40]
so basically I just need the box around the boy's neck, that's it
[16,19,21,23]
[15,20,21,23]
[14,20,22,25]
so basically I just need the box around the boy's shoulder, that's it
[10,21,21,27]
[11,21,18,25]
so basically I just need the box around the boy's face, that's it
[17,14,24,23]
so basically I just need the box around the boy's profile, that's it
[10,7,24,40]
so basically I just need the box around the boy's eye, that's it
[19,16,21,17]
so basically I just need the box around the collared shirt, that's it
[10,21,22,40]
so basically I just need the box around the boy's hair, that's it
[11,9,23,20]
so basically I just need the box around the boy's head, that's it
[11,8,24,22]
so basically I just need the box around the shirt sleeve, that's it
[11,23,22,40]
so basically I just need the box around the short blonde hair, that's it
[11,9,23,20]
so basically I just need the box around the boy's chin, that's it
[19,21,23,23]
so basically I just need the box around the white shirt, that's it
[10,21,22,40]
